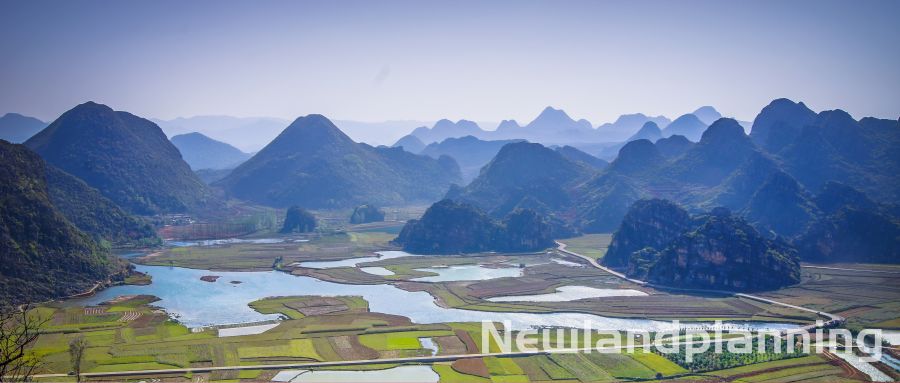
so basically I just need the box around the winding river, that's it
[70,264,798,333]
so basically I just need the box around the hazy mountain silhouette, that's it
[420,136,523,182]
[692,106,723,125]
[661,113,708,142]
[607,139,665,175]
[392,134,426,153]
[518,106,595,143]
[153,115,289,152]
[0,113,47,143]
[217,114,461,208]
[411,119,485,144]
[171,132,251,170]
[597,113,671,142]
[555,145,609,170]
[26,102,215,215]
[654,135,694,158]
[492,119,523,138]
[626,121,663,143]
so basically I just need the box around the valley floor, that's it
[23,223,900,382]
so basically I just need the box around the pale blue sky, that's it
[1,0,898,125]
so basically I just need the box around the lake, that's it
[411,264,523,282]
[71,264,798,332]
[296,250,418,269]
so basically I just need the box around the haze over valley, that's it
[1,1,899,382]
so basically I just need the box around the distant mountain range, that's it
[26,102,216,215]
[419,136,524,182]
[171,132,251,170]
[217,114,462,209]
[152,115,289,152]
[403,105,751,159]
[596,113,671,142]
[153,115,430,151]
[447,98,900,246]
[391,135,426,153]
[0,113,47,143]
[152,105,740,155]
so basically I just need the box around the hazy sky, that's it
[2,0,898,125]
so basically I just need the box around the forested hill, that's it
[0,140,120,306]
[25,101,216,215]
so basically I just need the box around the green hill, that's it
[25,102,215,215]
[218,114,462,209]
[0,141,118,306]
[393,199,554,254]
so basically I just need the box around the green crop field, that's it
[558,233,612,260]
[433,363,491,383]
[358,330,453,351]
[237,339,321,360]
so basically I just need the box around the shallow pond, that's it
[832,351,893,382]
[166,238,289,247]
[551,258,584,267]
[274,366,439,383]
[70,265,798,332]
[411,264,523,282]
[487,286,648,302]
[419,337,438,356]
[360,267,395,276]
[218,323,279,337]
[297,250,418,269]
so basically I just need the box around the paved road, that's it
[29,242,847,379]
[803,265,900,275]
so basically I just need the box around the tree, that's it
[0,305,49,382]
[280,206,316,233]
[68,336,87,382]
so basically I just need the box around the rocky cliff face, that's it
[644,208,801,291]
[603,199,691,268]
[796,207,899,264]
[607,200,801,292]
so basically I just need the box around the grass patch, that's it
[358,330,452,351]
[483,357,524,376]
[558,234,612,260]
[433,363,491,383]
[630,349,687,376]
[237,339,321,360]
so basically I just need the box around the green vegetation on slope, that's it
[0,140,115,306]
